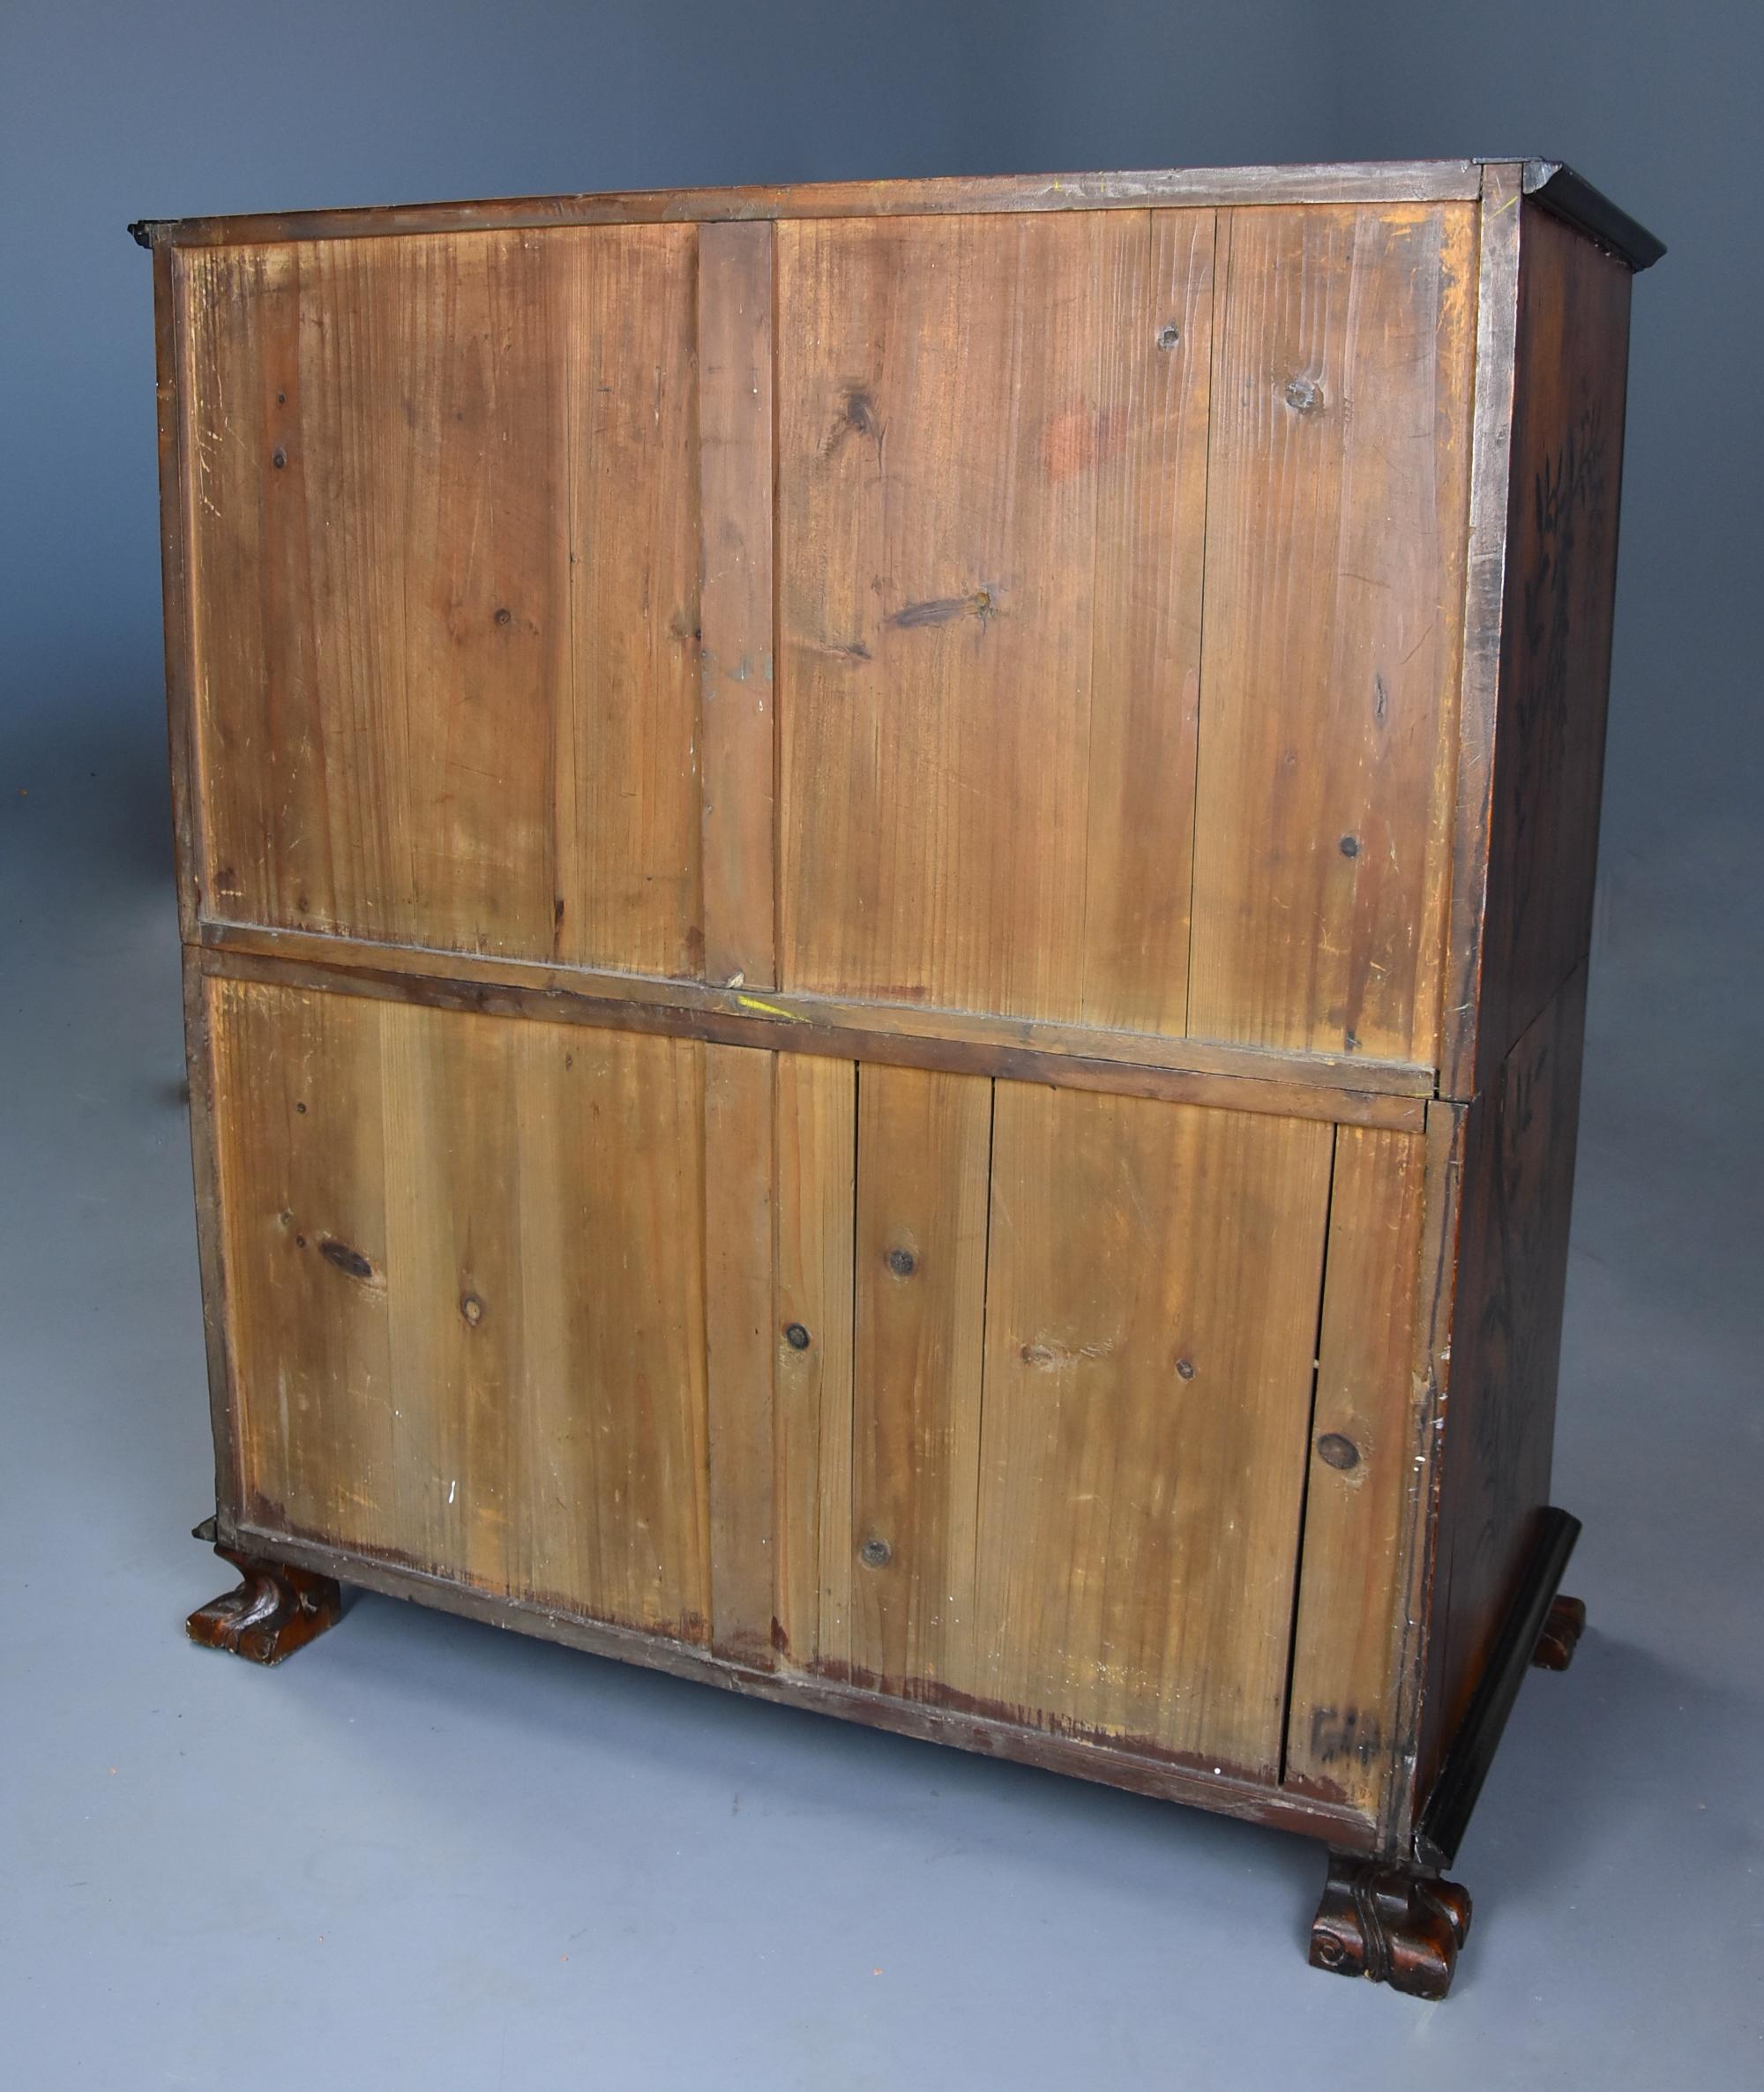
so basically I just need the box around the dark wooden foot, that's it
[1309,1851,1472,1999]
[1531,1593,1586,1670]
[187,1542,341,1664]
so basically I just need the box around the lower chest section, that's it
[203,969,1431,1827]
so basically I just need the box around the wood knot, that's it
[860,1537,892,1569]
[460,1292,486,1328]
[1175,1357,1197,1381]
[886,1246,917,1278]
[1156,323,1181,351]
[318,1238,375,1282]
[1317,1432,1361,1471]
[783,1322,811,1351]
[1284,376,1324,415]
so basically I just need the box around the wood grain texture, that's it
[136,162,1486,250]
[1464,205,1632,1094]
[157,243,201,945]
[211,974,396,1554]
[1380,1094,1468,1852]
[774,1054,857,1673]
[1080,209,1215,1031]
[698,221,777,989]
[1421,966,1589,1790]
[209,975,712,1640]
[703,1042,778,1663]
[148,166,1651,1878]
[1439,164,1525,1098]
[183,948,244,1517]
[1188,203,1476,1066]
[379,983,523,1594]
[1284,1124,1429,1817]
[200,921,1431,1115]
[974,1085,1332,1774]
[181,227,701,974]
[776,209,1212,1029]
[847,1065,993,1699]
[227,1517,1378,1850]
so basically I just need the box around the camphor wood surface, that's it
[1283,1124,1429,1813]
[777,209,1213,1031]
[975,1086,1332,1773]
[1187,203,1476,1066]
[151,166,1654,1940]
[775,1054,856,1671]
[181,228,702,975]
[847,1065,993,1698]
[208,973,713,1640]
[697,221,776,990]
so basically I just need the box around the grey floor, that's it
[4,724,1760,2091]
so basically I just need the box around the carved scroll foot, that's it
[1309,1851,1472,1999]
[187,1542,341,1664]
[1531,1593,1586,1671]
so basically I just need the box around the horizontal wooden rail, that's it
[198,921,1431,1130]
[228,1517,1380,1851]
[129,161,1484,250]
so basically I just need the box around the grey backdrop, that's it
[4,4,1759,2087]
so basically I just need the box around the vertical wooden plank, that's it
[210,977,395,1550]
[703,1041,778,1663]
[182,227,701,972]
[1188,202,1477,1066]
[1459,204,1633,1095]
[509,1024,712,1639]
[1284,1124,1429,1816]
[1080,208,1214,1034]
[185,955,243,1518]
[697,220,776,990]
[557,226,703,976]
[1439,163,1524,1099]
[848,1065,992,1697]
[774,1054,856,1672]
[975,1087,1333,1774]
[157,248,203,941]
[781,209,1077,1019]
[1400,1095,1469,1840]
[183,243,313,930]
[378,997,522,1592]
[1422,965,1589,1787]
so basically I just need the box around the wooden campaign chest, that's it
[133,158,1661,1996]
